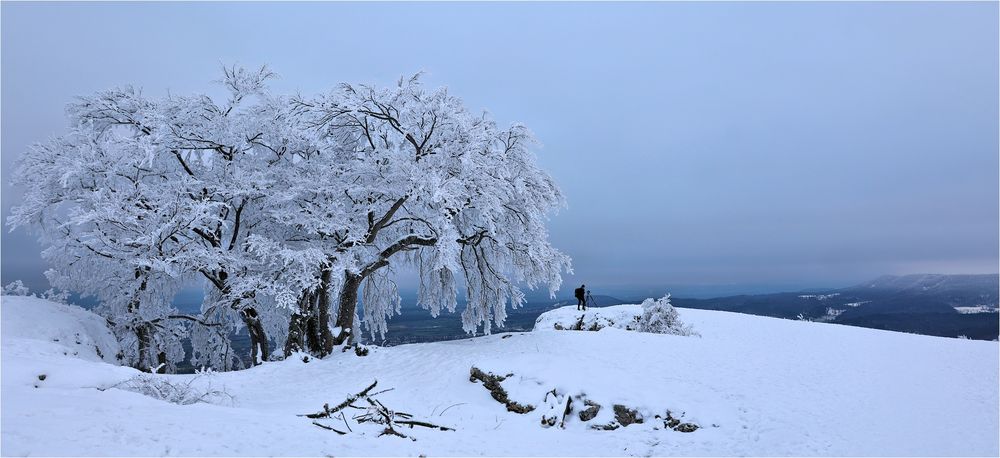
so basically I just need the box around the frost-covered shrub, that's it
[2,280,30,296]
[41,288,70,304]
[110,374,233,406]
[637,294,698,336]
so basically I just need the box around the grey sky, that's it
[2,1,997,297]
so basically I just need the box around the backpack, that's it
[574,287,584,299]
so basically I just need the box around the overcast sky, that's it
[2,2,997,297]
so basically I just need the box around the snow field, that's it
[2,296,997,456]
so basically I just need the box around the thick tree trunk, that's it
[240,306,269,365]
[129,271,159,372]
[213,270,269,366]
[329,234,436,347]
[284,302,309,357]
[136,323,152,372]
[316,268,335,355]
[305,291,322,354]
[135,322,168,373]
[285,268,337,358]
[333,272,362,345]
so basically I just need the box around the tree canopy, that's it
[9,67,572,372]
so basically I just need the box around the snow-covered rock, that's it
[533,304,644,331]
[533,302,698,336]
[2,297,997,456]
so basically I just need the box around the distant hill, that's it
[857,273,997,293]
[671,274,999,340]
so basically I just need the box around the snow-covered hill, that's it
[2,296,997,456]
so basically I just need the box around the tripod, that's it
[585,291,598,309]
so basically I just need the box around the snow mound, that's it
[1,295,120,364]
[533,304,646,332]
[1,295,135,415]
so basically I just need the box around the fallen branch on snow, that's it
[302,380,454,439]
[300,380,379,419]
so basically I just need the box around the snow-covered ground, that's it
[2,296,998,456]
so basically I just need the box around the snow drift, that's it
[2,296,997,456]
[1,296,120,364]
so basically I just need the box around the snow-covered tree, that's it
[8,66,310,369]
[293,74,572,344]
[9,67,571,368]
[9,119,193,371]
[2,280,30,296]
[637,294,698,336]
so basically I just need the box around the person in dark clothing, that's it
[575,284,586,311]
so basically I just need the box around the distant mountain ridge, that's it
[859,273,997,292]
[671,274,998,340]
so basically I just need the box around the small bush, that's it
[2,280,30,296]
[105,374,233,406]
[637,294,699,336]
[41,288,70,304]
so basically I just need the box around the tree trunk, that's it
[333,272,362,345]
[136,323,152,372]
[284,299,309,357]
[215,270,269,366]
[135,322,167,373]
[286,268,337,358]
[317,268,335,355]
[156,351,168,374]
[240,306,269,365]
[305,290,323,355]
[129,271,157,372]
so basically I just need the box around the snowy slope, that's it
[2,297,997,456]
[1,296,121,364]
